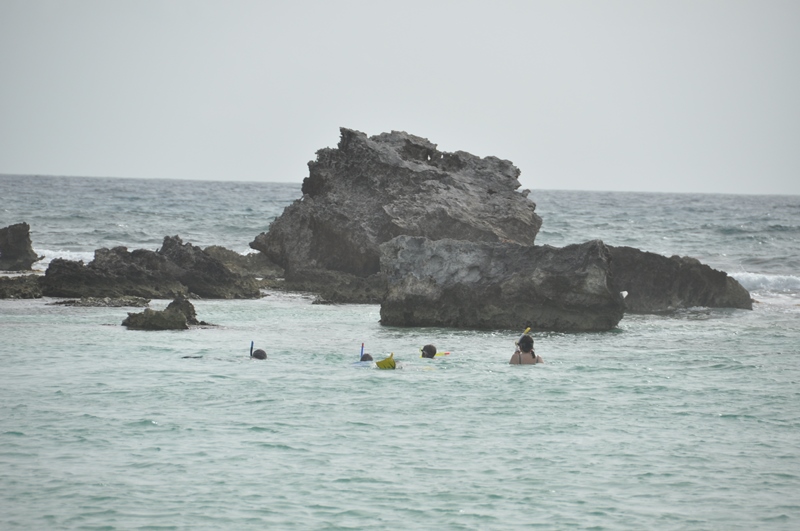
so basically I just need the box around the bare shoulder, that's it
[509,351,521,364]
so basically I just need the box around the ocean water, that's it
[1,174,799,530]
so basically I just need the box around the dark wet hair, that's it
[518,335,534,353]
[360,353,373,361]
[251,349,267,360]
[421,344,437,358]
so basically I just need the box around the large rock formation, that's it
[0,222,41,270]
[608,246,753,312]
[41,236,261,299]
[380,236,625,331]
[250,128,542,294]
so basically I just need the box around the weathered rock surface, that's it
[157,236,261,298]
[380,236,625,331]
[41,236,261,299]
[277,268,387,304]
[608,246,753,312]
[250,128,542,296]
[0,222,41,271]
[203,245,283,278]
[0,274,42,299]
[122,295,209,330]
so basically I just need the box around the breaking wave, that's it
[732,272,800,294]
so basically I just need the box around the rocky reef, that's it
[608,246,752,312]
[250,128,542,300]
[0,222,41,271]
[2,129,754,333]
[41,236,262,299]
[380,236,625,331]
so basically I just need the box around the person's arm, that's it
[509,350,521,364]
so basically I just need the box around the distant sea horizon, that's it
[3,172,796,197]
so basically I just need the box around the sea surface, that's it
[1,174,799,530]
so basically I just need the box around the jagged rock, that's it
[41,252,186,299]
[0,222,41,271]
[0,274,42,299]
[250,128,542,300]
[122,295,209,330]
[41,236,262,299]
[164,295,205,325]
[608,246,753,312]
[379,236,625,332]
[203,245,283,278]
[50,296,150,307]
[158,236,261,298]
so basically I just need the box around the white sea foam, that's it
[732,272,800,293]
[32,249,95,271]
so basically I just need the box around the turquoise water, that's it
[2,175,800,529]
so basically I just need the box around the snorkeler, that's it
[509,334,543,365]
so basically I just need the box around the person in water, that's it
[360,353,373,361]
[421,344,437,359]
[251,348,267,360]
[509,334,543,364]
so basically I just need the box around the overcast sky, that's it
[1,1,798,194]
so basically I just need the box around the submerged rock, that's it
[608,246,753,312]
[380,236,625,331]
[0,222,41,271]
[122,295,209,330]
[50,296,151,307]
[41,236,261,299]
[250,128,542,300]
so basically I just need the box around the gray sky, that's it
[1,1,798,194]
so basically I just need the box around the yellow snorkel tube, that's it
[516,327,531,347]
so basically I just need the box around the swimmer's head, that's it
[251,349,267,360]
[360,353,373,361]
[518,335,534,353]
[421,344,437,358]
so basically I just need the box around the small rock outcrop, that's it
[0,223,41,271]
[250,128,542,300]
[41,236,262,299]
[122,295,209,330]
[608,246,753,312]
[379,236,625,331]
